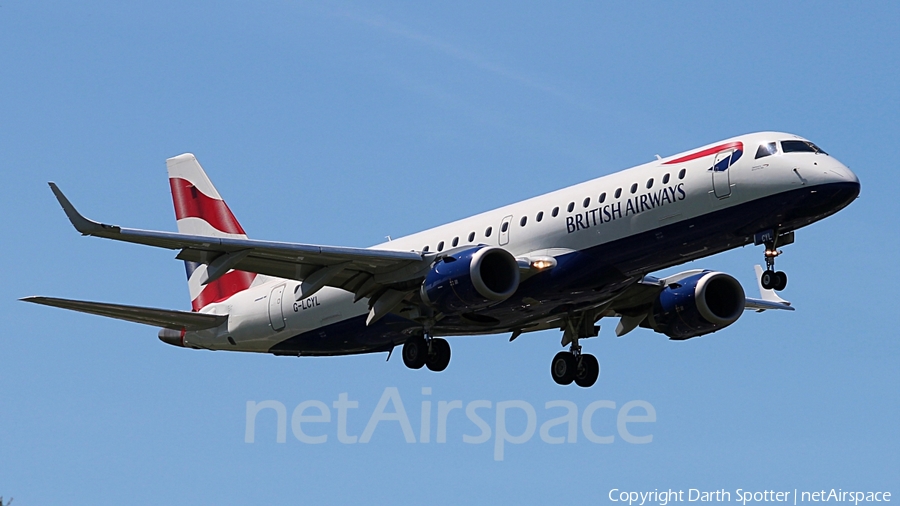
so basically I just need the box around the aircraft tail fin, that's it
[166,154,257,311]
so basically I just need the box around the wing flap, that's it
[21,296,227,330]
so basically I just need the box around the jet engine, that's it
[421,246,520,314]
[647,271,746,340]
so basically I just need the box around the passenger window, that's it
[552,207,559,217]
[630,183,638,194]
[567,202,575,213]
[437,241,444,252]
[536,211,544,222]
[468,232,475,242]
[646,178,654,189]
[452,237,459,247]
[614,188,622,199]
[755,142,778,159]
[520,216,527,227]
[485,227,492,237]
[599,192,606,203]
[663,173,670,184]
[501,222,509,233]
[678,168,686,179]
[583,197,590,208]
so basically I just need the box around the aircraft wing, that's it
[48,183,430,297]
[744,297,794,311]
[20,296,227,330]
[602,268,793,337]
[605,268,794,315]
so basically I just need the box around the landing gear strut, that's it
[760,245,788,291]
[550,313,600,387]
[757,230,792,292]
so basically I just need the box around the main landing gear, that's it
[550,313,600,388]
[551,348,600,388]
[402,333,451,372]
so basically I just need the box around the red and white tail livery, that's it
[166,154,257,311]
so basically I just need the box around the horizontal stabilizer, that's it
[20,296,227,330]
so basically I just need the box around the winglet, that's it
[745,265,794,312]
[753,265,790,305]
[48,182,113,235]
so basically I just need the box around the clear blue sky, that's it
[2,2,897,504]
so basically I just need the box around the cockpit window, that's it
[755,142,777,159]
[781,140,827,155]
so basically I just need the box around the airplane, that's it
[22,132,860,387]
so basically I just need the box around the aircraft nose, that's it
[845,168,861,200]
[828,160,860,186]
[822,161,861,209]
[844,166,861,186]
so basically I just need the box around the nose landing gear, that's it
[756,230,793,291]
[760,263,787,292]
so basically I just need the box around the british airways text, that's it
[566,183,686,234]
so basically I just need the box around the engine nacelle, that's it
[647,271,746,340]
[421,246,520,314]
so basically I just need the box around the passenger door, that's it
[268,283,286,331]
[712,150,733,199]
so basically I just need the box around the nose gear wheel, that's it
[758,231,792,292]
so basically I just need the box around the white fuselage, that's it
[184,131,858,352]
